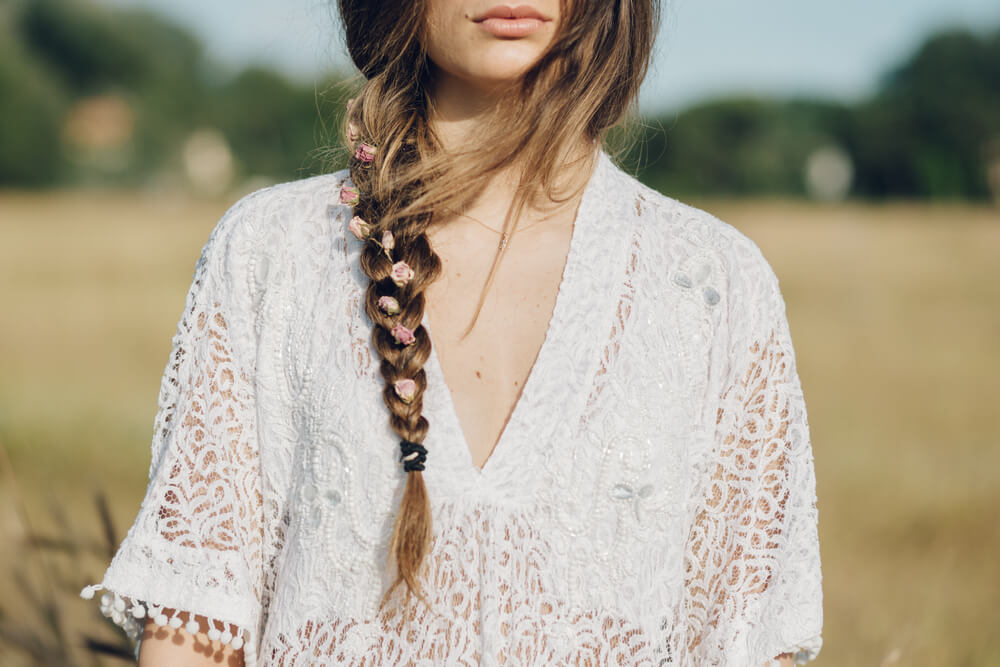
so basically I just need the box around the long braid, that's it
[344,76,442,604]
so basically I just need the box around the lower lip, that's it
[477,17,545,38]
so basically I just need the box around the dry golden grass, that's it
[1,190,998,665]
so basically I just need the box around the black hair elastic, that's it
[399,440,428,472]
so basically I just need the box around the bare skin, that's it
[138,610,243,666]
[423,175,586,469]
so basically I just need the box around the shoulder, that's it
[201,169,353,291]
[602,155,781,306]
[213,168,351,247]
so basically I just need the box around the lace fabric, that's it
[82,151,822,665]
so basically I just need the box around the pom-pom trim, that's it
[79,584,249,651]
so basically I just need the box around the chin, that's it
[452,46,547,87]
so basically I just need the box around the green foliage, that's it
[847,29,1000,199]
[631,99,853,198]
[209,67,346,181]
[17,0,146,94]
[0,19,67,186]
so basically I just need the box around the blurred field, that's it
[1,190,998,665]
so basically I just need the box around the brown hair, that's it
[336,0,659,604]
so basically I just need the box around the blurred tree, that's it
[848,29,1000,199]
[0,19,66,186]
[14,0,213,183]
[632,99,852,198]
[208,67,344,182]
[17,0,144,94]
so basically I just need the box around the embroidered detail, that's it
[672,273,693,288]
[609,482,655,522]
[673,260,721,306]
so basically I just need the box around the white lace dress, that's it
[81,151,822,666]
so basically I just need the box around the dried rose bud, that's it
[390,261,414,287]
[391,323,416,346]
[355,142,376,163]
[339,182,359,207]
[348,215,370,240]
[378,295,401,315]
[393,378,417,403]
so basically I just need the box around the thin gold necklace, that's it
[452,210,547,252]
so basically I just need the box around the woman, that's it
[81,1,823,665]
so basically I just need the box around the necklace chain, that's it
[451,210,547,252]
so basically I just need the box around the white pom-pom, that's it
[100,593,113,608]
[169,616,182,629]
[155,614,168,626]
[113,597,126,612]
[220,630,233,644]
[186,620,200,635]
[131,605,146,619]
[231,635,244,650]
[207,627,221,641]
[80,585,97,600]
[111,610,124,625]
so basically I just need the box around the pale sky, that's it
[100,0,1000,113]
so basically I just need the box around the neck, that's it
[426,67,506,152]
[426,67,597,229]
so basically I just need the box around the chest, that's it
[423,218,575,469]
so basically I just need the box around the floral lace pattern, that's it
[82,152,822,665]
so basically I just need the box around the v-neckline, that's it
[422,150,606,477]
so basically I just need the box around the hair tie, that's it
[399,440,427,472]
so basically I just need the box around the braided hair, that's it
[343,91,442,605]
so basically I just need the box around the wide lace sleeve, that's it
[680,248,823,666]
[80,195,265,663]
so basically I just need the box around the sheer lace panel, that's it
[153,301,264,572]
[263,505,663,666]
[82,201,265,661]
[680,307,820,664]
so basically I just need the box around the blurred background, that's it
[0,0,997,664]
